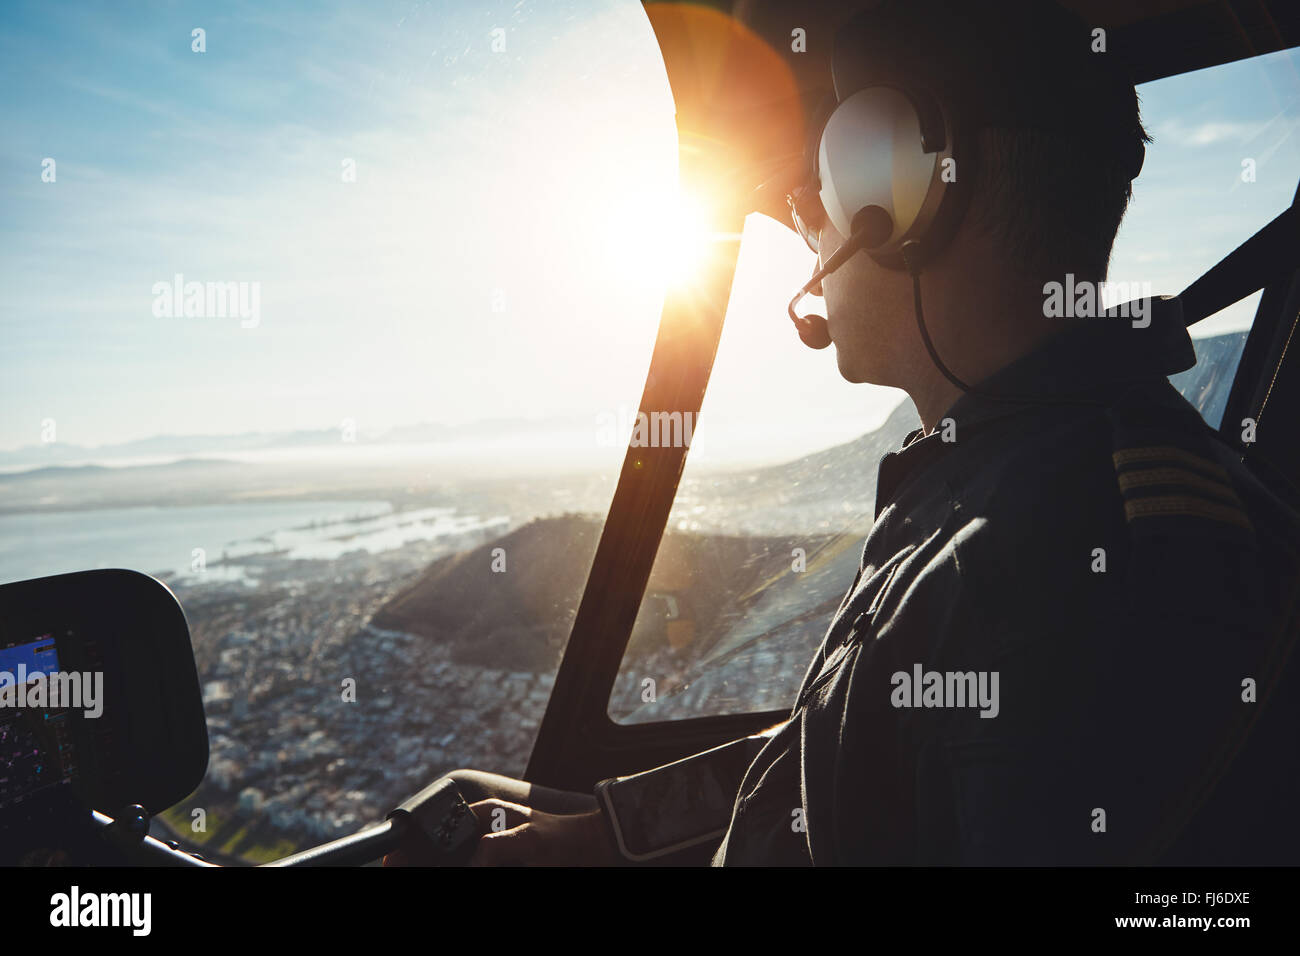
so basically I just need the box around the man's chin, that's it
[834,348,869,384]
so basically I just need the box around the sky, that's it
[2,0,1298,469]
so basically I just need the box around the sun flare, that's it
[608,188,727,291]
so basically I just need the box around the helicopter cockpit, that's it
[2,0,1299,885]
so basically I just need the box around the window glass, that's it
[1114,51,1300,426]
[1,0,670,860]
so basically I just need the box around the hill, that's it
[372,513,842,670]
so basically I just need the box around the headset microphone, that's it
[791,309,833,350]
[788,205,893,350]
[788,268,834,350]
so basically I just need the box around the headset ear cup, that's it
[871,118,970,271]
[817,86,963,270]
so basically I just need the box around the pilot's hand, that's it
[466,799,621,866]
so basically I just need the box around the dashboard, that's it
[0,571,208,865]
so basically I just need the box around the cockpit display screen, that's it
[0,634,79,811]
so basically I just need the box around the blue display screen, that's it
[0,634,77,811]
[0,637,60,678]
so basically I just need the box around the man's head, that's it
[806,0,1150,413]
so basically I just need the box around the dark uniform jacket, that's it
[599,301,1300,865]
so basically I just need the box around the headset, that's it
[786,81,967,349]
[786,4,1147,408]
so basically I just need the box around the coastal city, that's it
[159,507,839,861]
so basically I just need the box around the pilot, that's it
[388,0,1300,866]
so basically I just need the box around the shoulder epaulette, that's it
[1112,443,1253,532]
[1108,397,1255,543]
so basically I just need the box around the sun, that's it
[654,190,715,286]
[608,187,723,291]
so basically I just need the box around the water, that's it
[0,500,506,585]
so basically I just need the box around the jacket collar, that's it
[939,294,1195,433]
[875,296,1197,516]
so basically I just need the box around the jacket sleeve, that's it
[594,725,784,861]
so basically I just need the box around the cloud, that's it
[1153,119,1264,146]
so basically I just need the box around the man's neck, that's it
[906,302,1082,434]
[912,376,966,437]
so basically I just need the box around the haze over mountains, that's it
[0,330,1244,527]
[1,328,1244,479]
[0,415,591,470]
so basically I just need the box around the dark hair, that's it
[834,0,1152,282]
[968,113,1153,282]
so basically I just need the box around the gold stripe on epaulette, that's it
[1116,466,1243,505]
[1112,445,1230,480]
[1122,494,1253,530]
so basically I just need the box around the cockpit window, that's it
[1,0,671,858]
[1122,48,1300,428]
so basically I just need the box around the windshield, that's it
[1,0,672,860]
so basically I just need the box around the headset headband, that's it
[829,0,1145,181]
